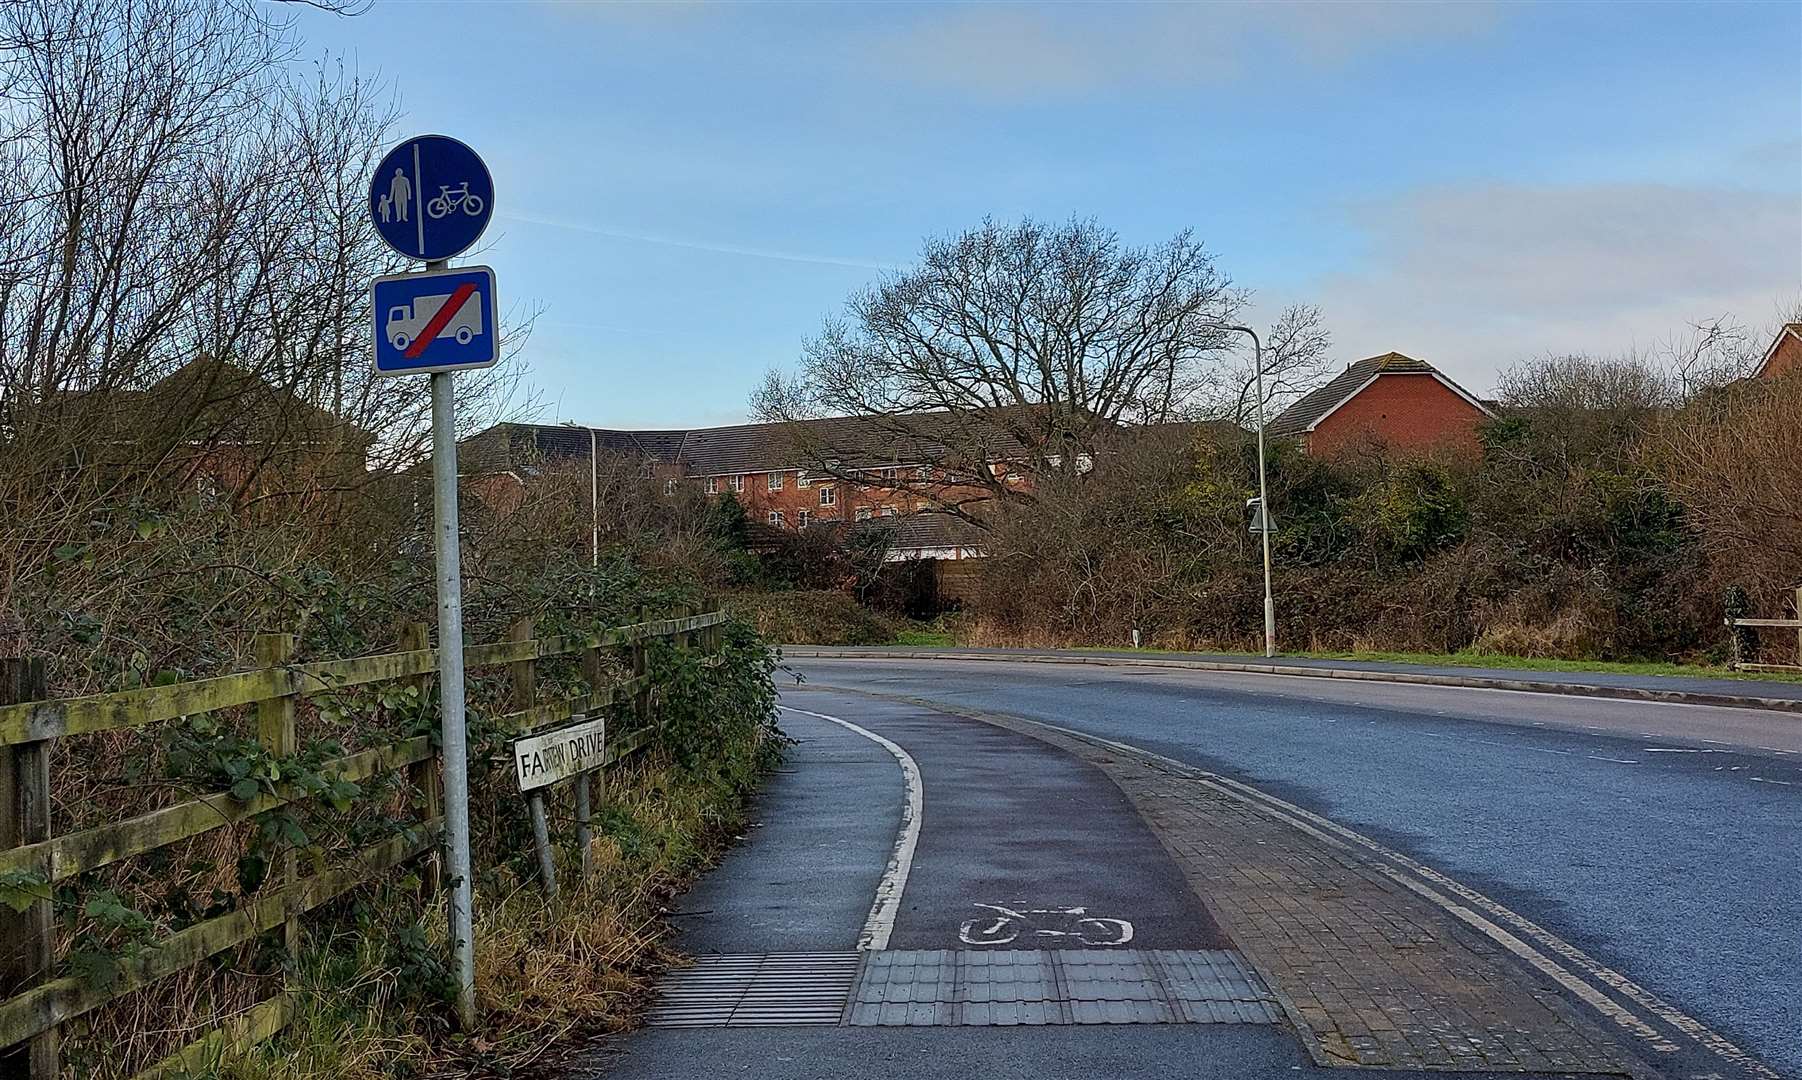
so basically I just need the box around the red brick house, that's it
[1754,322,1802,379]
[53,357,371,508]
[461,417,1002,560]
[1268,352,1494,457]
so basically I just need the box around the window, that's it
[819,486,836,507]
[729,474,745,493]
[797,473,813,488]
[663,479,677,495]
[855,506,873,522]
[881,505,898,517]
[767,471,784,491]
[882,467,898,484]
[797,509,811,527]
[915,465,931,481]
[767,510,784,526]
[704,477,718,495]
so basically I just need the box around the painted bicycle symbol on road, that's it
[957,903,1134,946]
[426,182,485,220]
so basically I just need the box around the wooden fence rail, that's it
[1725,585,1802,673]
[0,608,729,1079]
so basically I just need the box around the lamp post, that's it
[562,421,600,567]
[1226,324,1277,657]
[588,426,598,567]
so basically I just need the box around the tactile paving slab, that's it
[846,949,1280,1027]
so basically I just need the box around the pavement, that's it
[780,645,1802,711]
[571,672,1798,1080]
[784,658,1799,1079]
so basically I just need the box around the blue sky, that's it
[298,1,1802,427]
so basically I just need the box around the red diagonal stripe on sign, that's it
[403,282,479,359]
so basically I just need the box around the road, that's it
[588,696,1616,1079]
[782,657,1801,1078]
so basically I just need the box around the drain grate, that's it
[847,949,1281,1027]
[644,953,860,1028]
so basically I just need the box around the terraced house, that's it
[459,416,993,560]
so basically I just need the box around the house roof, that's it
[1267,352,1493,437]
[475,411,1033,478]
[854,510,986,552]
[1754,322,1802,378]
[50,357,371,446]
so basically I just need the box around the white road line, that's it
[778,705,922,952]
[1014,718,1781,1080]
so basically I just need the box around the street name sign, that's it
[369,134,495,263]
[371,266,499,376]
[513,716,607,792]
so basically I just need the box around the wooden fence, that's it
[1726,585,1802,673]
[0,608,728,1079]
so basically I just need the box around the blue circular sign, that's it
[369,134,494,263]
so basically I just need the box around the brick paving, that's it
[969,712,1640,1074]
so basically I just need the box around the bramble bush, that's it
[959,356,1801,664]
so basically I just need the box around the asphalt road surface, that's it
[587,697,1628,1080]
[786,657,1802,1079]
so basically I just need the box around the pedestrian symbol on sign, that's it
[387,167,412,223]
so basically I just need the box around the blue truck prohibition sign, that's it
[371,266,499,376]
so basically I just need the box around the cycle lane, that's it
[804,689,1230,951]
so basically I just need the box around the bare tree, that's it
[752,217,1329,524]
[1652,373,1802,599]
[0,0,529,631]
[1198,303,1334,428]
[1654,315,1764,397]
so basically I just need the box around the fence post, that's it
[705,599,722,655]
[0,657,59,1079]
[509,620,555,896]
[575,644,607,881]
[253,633,300,962]
[630,606,650,724]
[401,623,440,896]
[572,773,592,882]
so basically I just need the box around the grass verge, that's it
[181,747,776,1080]
[1039,645,1802,684]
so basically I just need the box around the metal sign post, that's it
[368,134,498,1030]
[511,714,606,897]
[427,352,476,1027]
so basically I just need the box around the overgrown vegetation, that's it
[0,6,785,1074]
[180,626,781,1080]
[958,348,1802,667]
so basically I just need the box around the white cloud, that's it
[864,1,1504,100]
[1295,181,1802,393]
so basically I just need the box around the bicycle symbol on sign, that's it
[426,182,486,220]
[957,903,1134,947]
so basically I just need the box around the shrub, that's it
[726,590,906,645]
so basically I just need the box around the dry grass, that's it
[121,747,765,1080]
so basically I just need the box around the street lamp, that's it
[561,421,600,567]
[1224,325,1277,657]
